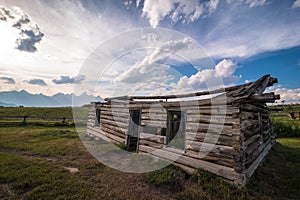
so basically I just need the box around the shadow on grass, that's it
[144,141,300,200]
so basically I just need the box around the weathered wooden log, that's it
[87,126,125,144]
[139,139,164,148]
[187,115,240,125]
[138,145,242,183]
[241,103,268,113]
[242,134,260,146]
[184,149,239,169]
[141,120,166,127]
[101,115,129,124]
[101,118,128,129]
[100,126,126,139]
[185,140,236,158]
[185,132,240,147]
[100,123,127,134]
[98,107,130,114]
[240,120,259,132]
[186,123,238,136]
[101,110,129,118]
[243,142,272,178]
[245,93,280,103]
[139,132,165,144]
[240,111,268,120]
[186,107,239,115]
[141,114,167,121]
[244,141,261,158]
[244,145,265,167]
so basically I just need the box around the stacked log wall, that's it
[135,101,244,185]
[87,103,129,144]
[239,102,275,179]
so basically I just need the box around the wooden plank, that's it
[106,82,252,101]
[130,98,234,108]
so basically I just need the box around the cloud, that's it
[52,75,86,84]
[292,0,300,9]
[140,0,269,28]
[26,79,47,86]
[141,0,220,27]
[0,6,44,52]
[241,0,268,8]
[114,37,191,83]
[176,59,241,91]
[0,77,15,84]
[16,29,44,52]
[268,87,300,103]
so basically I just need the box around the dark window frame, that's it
[126,109,142,152]
[166,110,186,151]
[95,108,101,126]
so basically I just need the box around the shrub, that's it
[272,120,300,138]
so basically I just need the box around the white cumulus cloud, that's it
[176,59,240,92]
[268,87,300,103]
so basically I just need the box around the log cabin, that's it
[86,74,280,186]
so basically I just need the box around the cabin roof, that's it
[102,74,279,103]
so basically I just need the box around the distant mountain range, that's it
[0,90,103,107]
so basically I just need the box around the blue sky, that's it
[0,0,299,102]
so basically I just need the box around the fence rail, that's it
[0,116,87,126]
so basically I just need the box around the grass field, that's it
[0,124,299,199]
[0,106,300,199]
[270,104,300,138]
[0,107,88,119]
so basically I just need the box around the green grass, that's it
[269,104,300,138]
[277,137,300,148]
[145,164,185,191]
[0,153,93,199]
[0,107,88,119]
[272,117,300,137]
[0,114,300,199]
